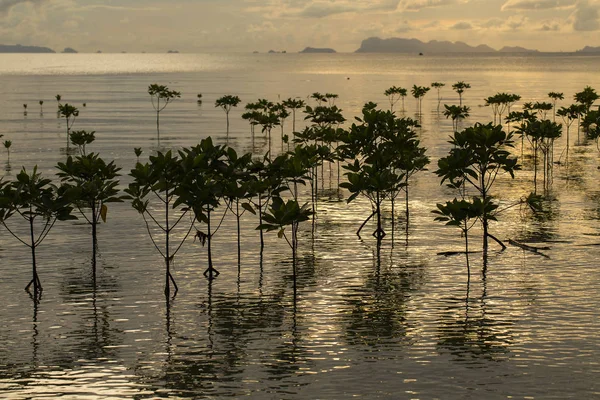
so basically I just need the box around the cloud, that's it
[501,0,576,11]
[400,0,460,11]
[298,2,357,18]
[572,0,600,31]
[450,21,472,29]
[0,0,46,14]
[539,21,561,30]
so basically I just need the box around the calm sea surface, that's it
[1,53,600,399]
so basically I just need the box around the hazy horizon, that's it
[1,0,600,54]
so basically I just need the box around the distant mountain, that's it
[299,47,336,54]
[62,47,78,53]
[0,44,55,53]
[576,46,600,53]
[499,46,538,53]
[355,37,498,53]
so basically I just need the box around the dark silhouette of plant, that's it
[0,167,76,297]
[58,103,79,151]
[23,104,27,116]
[39,100,43,114]
[126,151,193,296]
[325,93,338,106]
[215,95,241,136]
[435,122,520,252]
[222,147,254,267]
[574,86,598,114]
[485,93,520,125]
[246,156,286,253]
[282,98,306,136]
[134,147,142,163]
[4,140,11,164]
[69,130,95,155]
[57,151,125,276]
[411,85,430,115]
[431,82,445,111]
[259,196,312,281]
[384,86,406,112]
[310,92,327,105]
[443,104,470,132]
[273,102,290,148]
[148,84,181,144]
[452,81,471,106]
[515,118,562,192]
[177,138,229,280]
[557,104,583,160]
[548,92,564,122]
[433,198,484,275]
[532,101,553,120]
[340,105,421,239]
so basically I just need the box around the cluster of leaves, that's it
[339,104,428,238]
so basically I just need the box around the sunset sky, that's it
[1,0,599,53]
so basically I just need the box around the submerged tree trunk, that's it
[236,201,241,270]
[203,208,220,279]
[164,187,172,297]
[25,217,42,295]
[258,195,264,252]
[92,202,98,281]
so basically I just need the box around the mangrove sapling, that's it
[176,138,229,279]
[431,82,445,111]
[310,92,327,105]
[452,81,471,106]
[384,86,405,112]
[516,118,562,192]
[0,167,76,296]
[388,122,429,222]
[485,93,511,125]
[23,104,27,116]
[548,92,564,122]
[532,102,553,121]
[411,85,430,116]
[303,101,346,190]
[69,130,95,156]
[443,104,470,132]
[58,103,79,151]
[282,98,306,138]
[126,151,193,296]
[325,93,338,106]
[433,198,483,277]
[55,94,61,117]
[222,147,254,267]
[247,156,286,253]
[256,104,280,157]
[259,196,313,281]
[557,105,580,162]
[215,95,241,137]
[4,140,11,164]
[134,147,142,164]
[435,122,521,252]
[148,84,181,144]
[39,100,43,114]
[56,152,125,276]
[339,106,406,239]
[574,86,599,114]
[273,102,290,149]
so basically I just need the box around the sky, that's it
[1,0,599,52]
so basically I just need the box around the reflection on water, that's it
[1,53,600,398]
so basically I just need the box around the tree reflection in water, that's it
[436,256,514,365]
[344,240,425,348]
